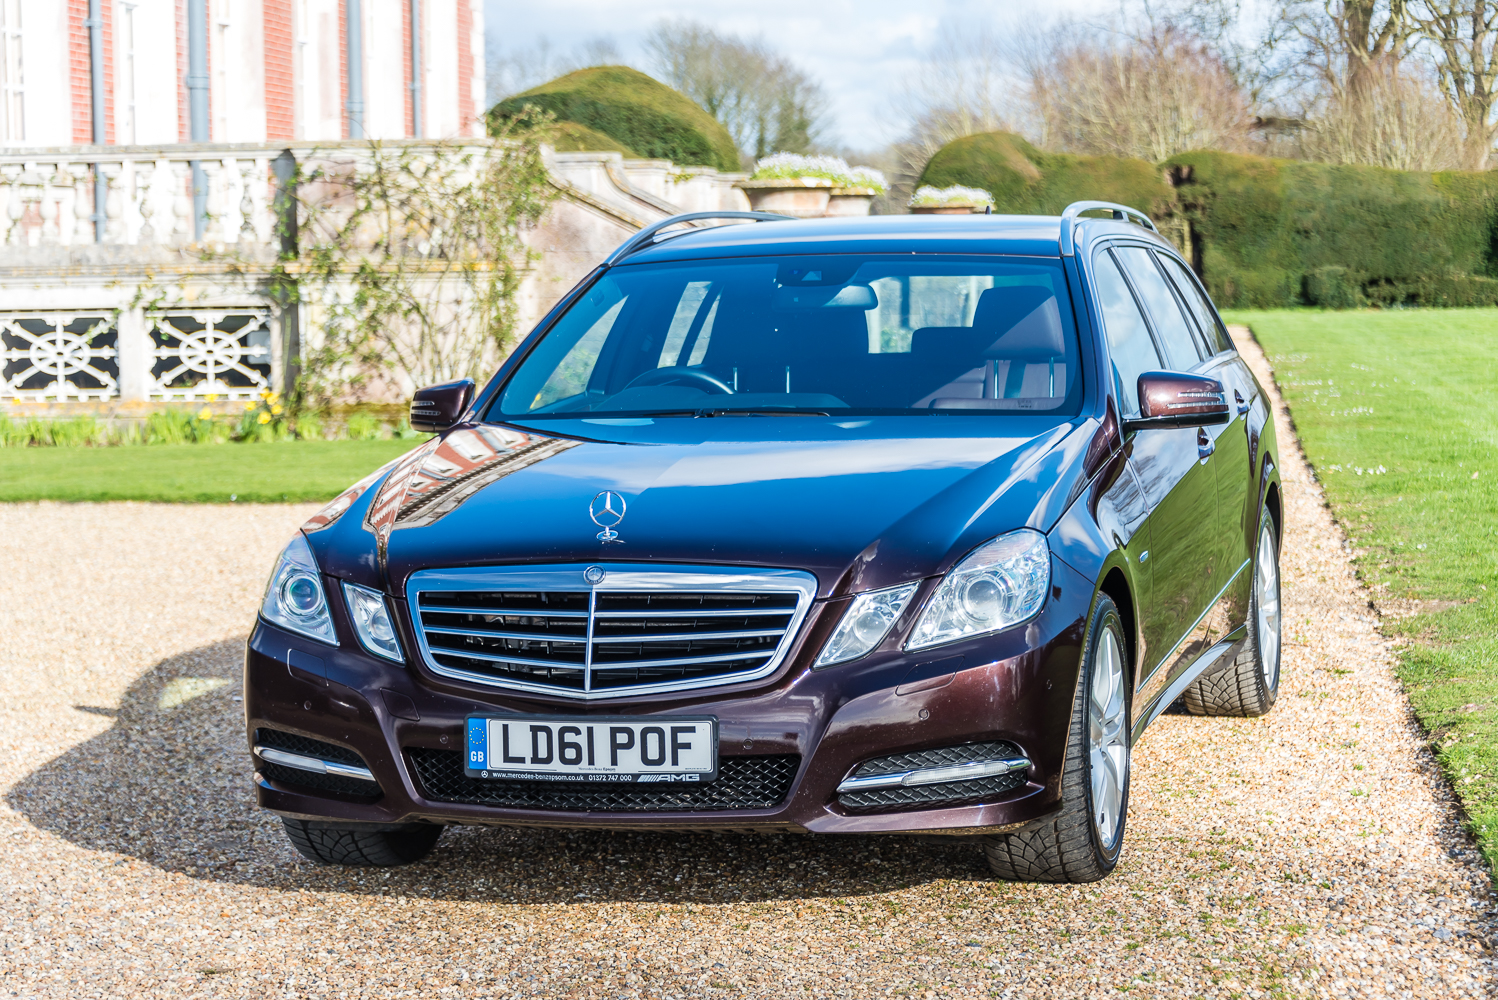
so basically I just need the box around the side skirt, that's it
[1132,623,1249,742]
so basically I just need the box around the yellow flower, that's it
[203,393,218,402]
[197,407,213,420]
[271,404,283,415]
[257,411,272,424]
[244,402,256,411]
[267,392,280,404]
[260,389,272,400]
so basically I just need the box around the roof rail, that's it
[1058,201,1158,256]
[603,211,795,266]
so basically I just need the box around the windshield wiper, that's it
[638,407,832,418]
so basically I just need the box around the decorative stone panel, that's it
[148,310,273,401]
[0,313,119,401]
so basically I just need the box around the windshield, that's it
[493,254,1083,419]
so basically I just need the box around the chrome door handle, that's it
[1234,390,1250,415]
[1197,428,1215,462]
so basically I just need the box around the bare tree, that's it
[1408,1,1498,168]
[644,21,829,163]
[1028,24,1252,161]
[485,35,622,108]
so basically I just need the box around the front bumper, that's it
[244,560,1092,836]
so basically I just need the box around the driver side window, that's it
[1093,249,1161,417]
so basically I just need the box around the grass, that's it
[0,439,418,503]
[1225,307,1498,874]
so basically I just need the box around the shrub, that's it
[344,413,383,441]
[549,121,639,157]
[490,66,740,172]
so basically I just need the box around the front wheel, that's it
[1183,508,1281,717]
[281,818,444,867]
[981,594,1131,883]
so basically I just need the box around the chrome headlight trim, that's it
[343,582,404,663]
[905,529,1050,651]
[259,533,338,646]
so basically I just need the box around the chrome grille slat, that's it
[407,564,818,700]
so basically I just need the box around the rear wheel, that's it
[981,595,1130,883]
[1183,508,1281,717]
[281,818,444,867]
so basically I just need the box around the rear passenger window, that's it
[1093,250,1161,417]
[1157,253,1233,355]
[1116,246,1202,370]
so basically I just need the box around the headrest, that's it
[972,286,1066,361]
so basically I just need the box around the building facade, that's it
[3,0,485,147]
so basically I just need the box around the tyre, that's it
[981,594,1131,883]
[1183,508,1281,718]
[281,818,444,867]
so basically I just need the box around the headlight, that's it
[343,582,403,662]
[906,529,1050,651]
[259,534,337,645]
[814,583,920,667]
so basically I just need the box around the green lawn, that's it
[1225,308,1498,871]
[0,439,419,503]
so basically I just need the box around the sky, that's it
[483,0,1127,152]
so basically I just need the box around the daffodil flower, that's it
[257,411,272,425]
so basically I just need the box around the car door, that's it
[1108,245,1222,706]
[1157,251,1257,625]
[1091,246,1215,711]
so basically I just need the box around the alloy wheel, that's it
[1255,522,1282,690]
[1088,627,1129,851]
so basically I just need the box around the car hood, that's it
[318,416,1090,598]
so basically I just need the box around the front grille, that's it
[408,565,816,698]
[408,748,800,812]
[253,728,381,800]
[838,741,1027,812]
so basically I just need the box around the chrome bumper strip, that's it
[254,745,378,783]
[836,756,1032,793]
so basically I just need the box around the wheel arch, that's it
[1097,567,1137,689]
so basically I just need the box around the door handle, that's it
[1197,427,1215,462]
[1234,390,1250,415]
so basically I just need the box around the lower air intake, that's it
[407,748,799,812]
[254,728,382,800]
[838,740,1027,812]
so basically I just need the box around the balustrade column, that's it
[115,306,151,402]
[134,161,157,244]
[170,161,192,244]
[70,163,93,244]
[0,165,19,245]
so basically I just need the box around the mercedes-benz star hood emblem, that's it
[589,491,627,544]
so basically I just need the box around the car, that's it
[246,202,1282,883]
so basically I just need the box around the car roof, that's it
[619,213,1174,265]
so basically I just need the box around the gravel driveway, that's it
[1,331,1493,999]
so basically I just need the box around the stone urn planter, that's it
[736,178,835,218]
[824,186,878,217]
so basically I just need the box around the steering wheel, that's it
[622,366,735,395]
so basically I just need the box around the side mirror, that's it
[410,378,476,434]
[1123,372,1230,432]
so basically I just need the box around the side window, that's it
[1092,249,1161,417]
[1157,253,1234,355]
[1116,246,1202,370]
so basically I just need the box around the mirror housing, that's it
[410,379,475,434]
[1123,372,1230,432]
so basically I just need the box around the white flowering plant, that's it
[751,154,888,194]
[909,184,995,208]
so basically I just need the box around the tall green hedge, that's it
[490,67,740,172]
[919,132,1498,308]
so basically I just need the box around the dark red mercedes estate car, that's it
[247,203,1282,883]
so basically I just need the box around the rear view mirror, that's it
[410,378,476,433]
[1123,372,1230,432]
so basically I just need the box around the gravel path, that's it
[1,331,1493,998]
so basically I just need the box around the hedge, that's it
[919,132,1498,308]
[490,67,740,172]
[550,122,638,157]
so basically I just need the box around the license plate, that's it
[464,716,718,784]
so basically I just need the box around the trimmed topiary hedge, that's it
[919,132,1498,308]
[490,66,740,172]
[549,122,639,157]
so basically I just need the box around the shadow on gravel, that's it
[7,640,990,904]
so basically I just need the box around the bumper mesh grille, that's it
[408,747,799,812]
[838,740,1026,812]
[253,728,381,800]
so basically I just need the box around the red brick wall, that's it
[264,0,294,139]
[457,0,472,135]
[177,0,188,140]
[70,0,116,143]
